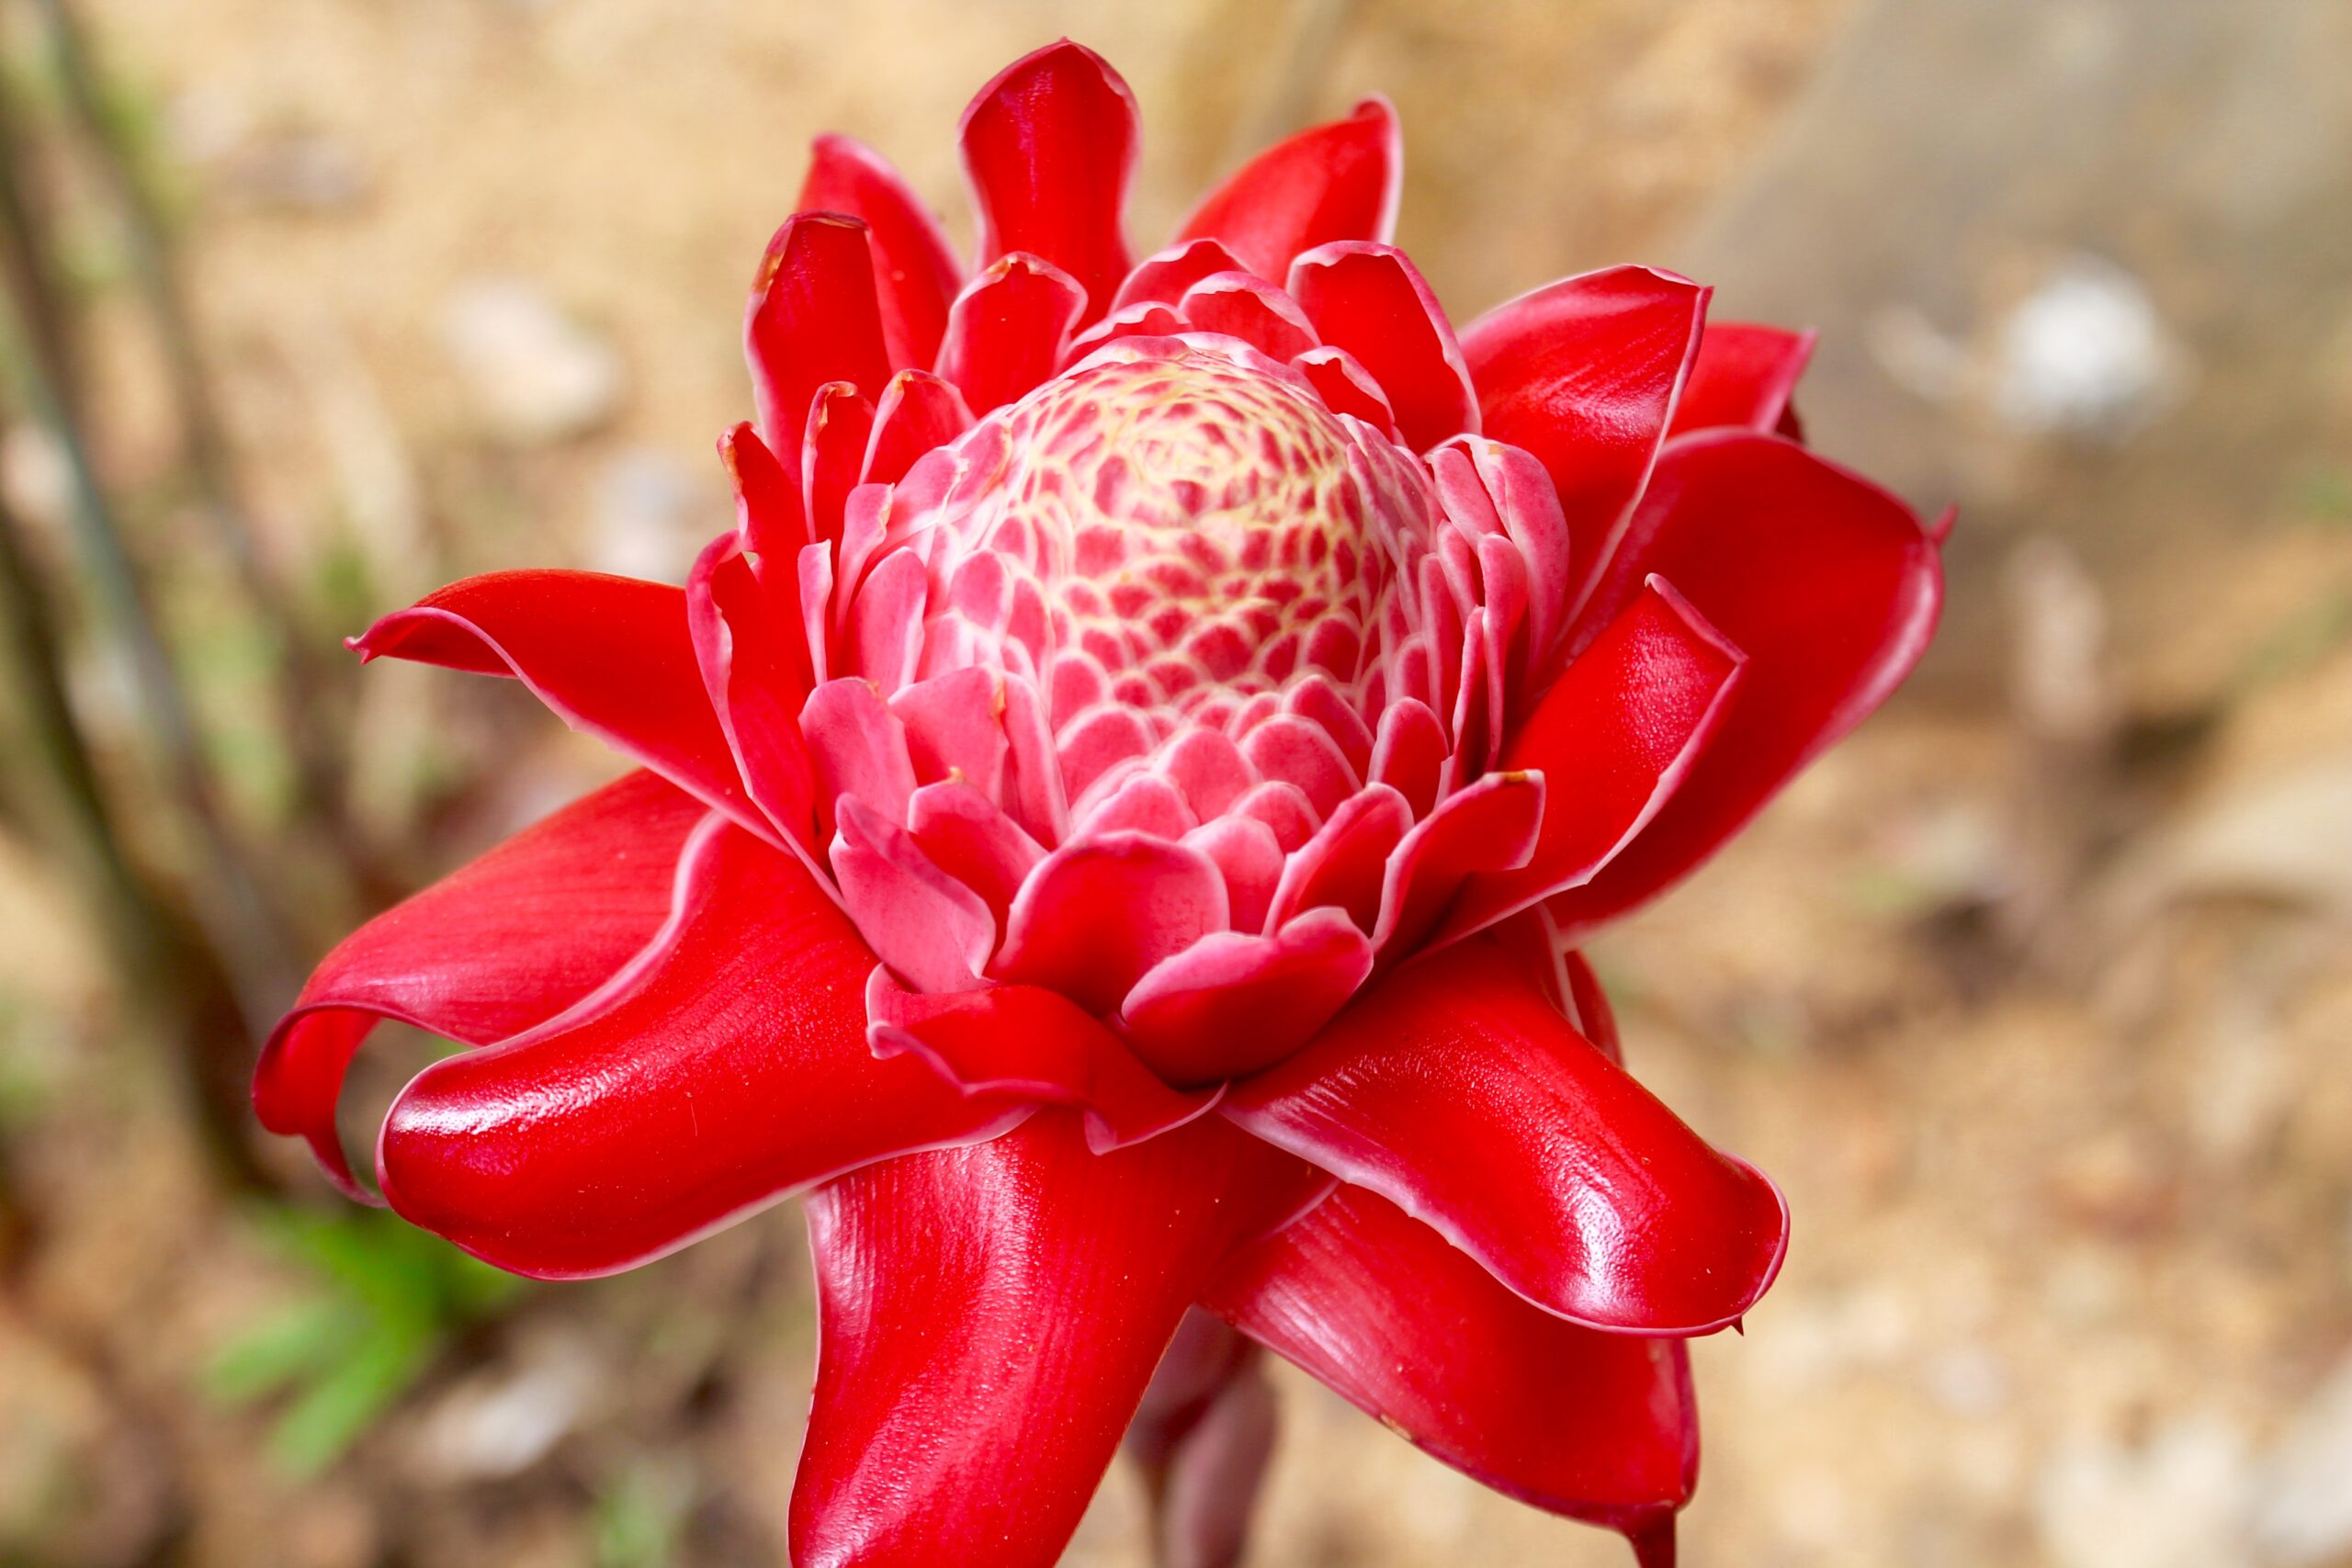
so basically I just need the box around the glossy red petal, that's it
[1442,579,1744,941]
[1177,97,1402,284]
[1177,270,1317,360]
[745,212,893,464]
[1119,908,1374,1086]
[1293,344,1399,435]
[1544,432,1944,941]
[351,570,760,836]
[1114,237,1246,311]
[1221,935,1788,1333]
[1205,1183,1695,1547]
[687,533,816,849]
[935,253,1088,415]
[866,969,1217,1149]
[255,771,703,1198]
[1666,321,1815,440]
[1372,769,1544,956]
[1460,265,1709,624]
[376,820,1022,1279]
[1288,243,1477,450]
[790,1111,1311,1568]
[958,40,1136,326]
[803,382,876,549]
[991,833,1229,1014]
[797,134,962,372]
[862,368,973,485]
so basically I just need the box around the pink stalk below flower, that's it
[254,39,1943,1568]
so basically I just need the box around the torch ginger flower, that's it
[255,39,1944,1568]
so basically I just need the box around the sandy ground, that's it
[3,2,2350,1565]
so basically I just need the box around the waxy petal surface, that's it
[746,212,893,463]
[1544,432,1944,940]
[352,570,758,834]
[798,134,963,372]
[1668,321,1815,438]
[790,1111,1310,1568]
[376,820,1022,1278]
[1179,98,1402,283]
[1289,243,1476,450]
[1222,936,1788,1333]
[255,771,702,1197]
[959,40,1136,325]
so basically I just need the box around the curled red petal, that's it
[745,211,893,464]
[1205,1182,1695,1546]
[862,368,973,486]
[1119,908,1374,1086]
[1288,242,1476,450]
[935,252,1088,415]
[1666,321,1815,440]
[254,771,702,1198]
[991,832,1229,1014]
[687,531,816,850]
[1371,768,1544,956]
[790,1111,1315,1568]
[1177,270,1317,360]
[1460,265,1710,624]
[376,819,1022,1279]
[797,133,962,371]
[1221,935,1789,1333]
[1442,578,1744,942]
[1544,432,1944,941]
[350,570,761,837]
[958,39,1136,326]
[1114,237,1246,311]
[1177,97,1402,283]
[803,381,876,549]
[865,969,1217,1149]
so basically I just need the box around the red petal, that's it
[1205,1183,1695,1544]
[831,797,995,995]
[687,533,816,849]
[958,40,1137,326]
[791,1111,1312,1568]
[1442,579,1744,941]
[1287,242,1476,450]
[1120,908,1374,1085]
[1265,784,1411,933]
[718,420,811,564]
[255,771,702,1198]
[1177,270,1317,360]
[351,570,759,836]
[992,833,1229,1014]
[1294,345,1399,434]
[1460,265,1709,624]
[803,382,876,548]
[1666,321,1815,439]
[862,369,973,486]
[1544,432,1944,940]
[1372,769,1544,956]
[797,134,962,372]
[1177,98,1402,283]
[1221,935,1788,1333]
[1114,237,1246,311]
[376,820,1020,1278]
[866,970,1216,1149]
[935,253,1088,415]
[745,212,893,464]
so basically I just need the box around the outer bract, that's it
[255,39,1944,1568]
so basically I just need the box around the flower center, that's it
[952,344,1401,708]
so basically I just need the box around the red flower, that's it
[254,40,1943,1567]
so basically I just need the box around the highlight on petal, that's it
[1441,578,1744,942]
[1119,908,1374,1086]
[1114,237,1245,311]
[1544,431,1945,941]
[1667,321,1815,440]
[1177,97,1402,284]
[745,211,894,462]
[866,969,1217,1149]
[1205,1183,1695,1551]
[1288,242,1476,450]
[377,820,1023,1279]
[958,39,1137,325]
[863,368,974,485]
[1222,934,1789,1333]
[991,833,1229,1014]
[790,1111,1315,1568]
[688,531,817,849]
[255,771,704,1198]
[936,252,1089,414]
[797,133,963,372]
[1460,265,1710,622]
[351,570,760,836]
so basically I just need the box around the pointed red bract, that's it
[352,570,761,837]
[1668,321,1815,439]
[1544,432,1943,939]
[1207,1183,1695,1545]
[797,134,962,372]
[1179,97,1402,283]
[959,40,1136,325]
[935,253,1088,414]
[254,771,702,1198]
[790,1111,1311,1568]
[1461,265,1710,623]
[1223,935,1788,1333]
[1288,242,1476,450]
[746,212,894,464]
[376,821,1023,1278]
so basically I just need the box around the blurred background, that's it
[0,1,2346,1564]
